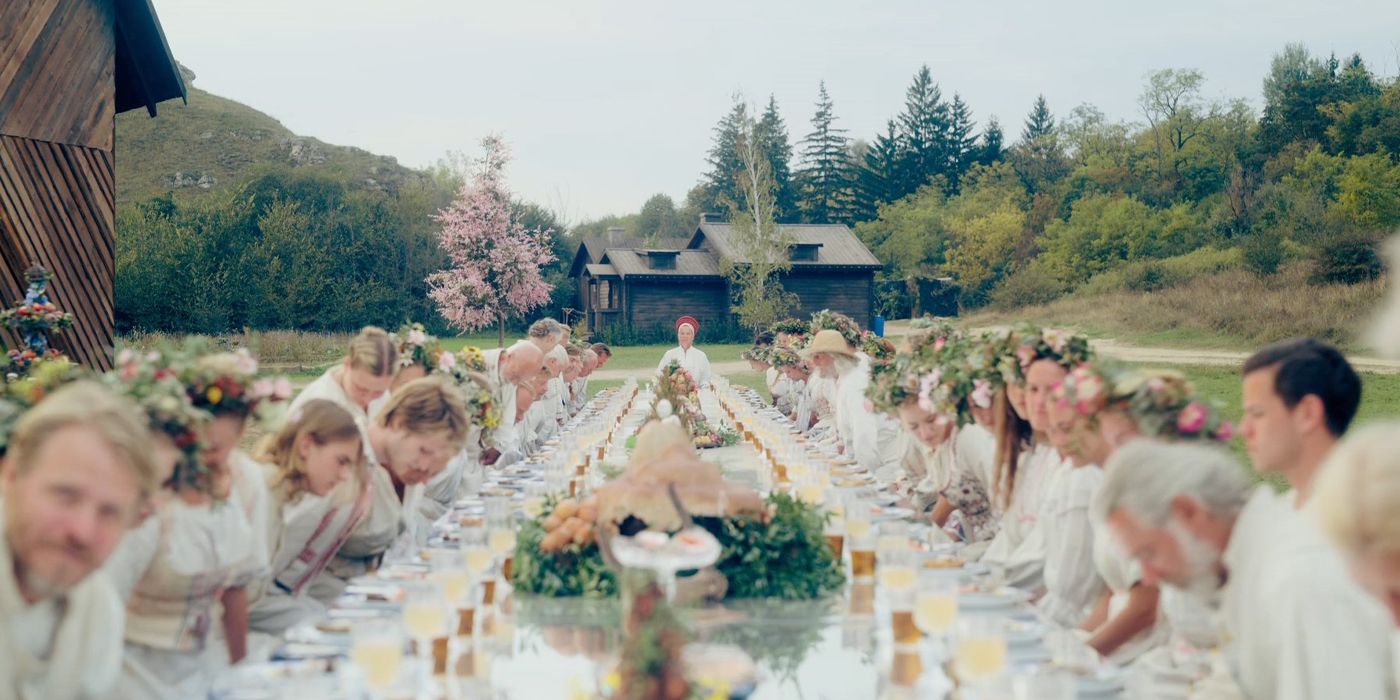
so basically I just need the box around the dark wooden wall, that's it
[0,0,117,369]
[625,279,728,333]
[784,269,874,327]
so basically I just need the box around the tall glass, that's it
[403,581,450,674]
[881,549,919,647]
[915,573,959,666]
[847,504,876,582]
[351,618,404,694]
[954,616,1007,687]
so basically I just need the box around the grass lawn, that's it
[586,371,771,401]
[437,336,749,371]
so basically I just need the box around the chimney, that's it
[606,226,624,245]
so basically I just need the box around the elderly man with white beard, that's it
[800,330,908,480]
[1095,439,1392,700]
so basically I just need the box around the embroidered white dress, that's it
[1036,463,1108,628]
[980,444,1061,591]
[105,486,262,700]
[913,427,1000,546]
[658,346,711,388]
[834,365,905,480]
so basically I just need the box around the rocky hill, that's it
[115,65,431,204]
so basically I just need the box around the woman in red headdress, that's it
[657,316,712,387]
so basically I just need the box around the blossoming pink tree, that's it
[427,136,556,346]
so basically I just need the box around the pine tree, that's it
[856,120,903,221]
[895,65,951,199]
[1022,94,1055,142]
[945,93,978,192]
[977,116,1005,166]
[796,82,855,224]
[697,98,749,217]
[755,95,798,222]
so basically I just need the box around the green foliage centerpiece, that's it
[512,421,844,601]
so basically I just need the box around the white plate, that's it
[958,587,1031,611]
[1076,670,1125,697]
[869,506,915,521]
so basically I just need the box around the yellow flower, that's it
[206,386,223,404]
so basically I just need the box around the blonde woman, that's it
[105,349,283,699]
[292,326,398,426]
[247,400,364,635]
[1312,421,1400,689]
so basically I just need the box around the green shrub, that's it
[1243,234,1284,276]
[989,263,1069,310]
[1310,234,1385,285]
[1078,246,1243,296]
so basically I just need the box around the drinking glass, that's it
[954,616,1008,687]
[351,618,404,694]
[882,549,919,648]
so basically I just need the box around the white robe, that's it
[834,366,905,480]
[1092,521,1168,664]
[481,349,522,464]
[1219,487,1392,700]
[658,346,711,388]
[0,504,125,700]
[980,444,1062,591]
[1036,463,1108,628]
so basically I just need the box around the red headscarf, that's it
[675,316,699,333]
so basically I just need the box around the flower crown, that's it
[767,346,801,368]
[906,317,961,355]
[1010,324,1094,382]
[434,361,502,435]
[0,356,84,456]
[858,331,898,365]
[456,346,488,373]
[865,352,918,414]
[392,322,444,370]
[174,343,291,420]
[108,349,211,491]
[1111,368,1234,442]
[808,309,862,349]
[769,318,810,337]
[741,347,771,363]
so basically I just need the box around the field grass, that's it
[586,371,771,400]
[966,263,1387,353]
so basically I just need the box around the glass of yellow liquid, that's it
[428,551,470,606]
[489,527,518,581]
[351,618,404,693]
[404,580,449,639]
[954,616,1007,687]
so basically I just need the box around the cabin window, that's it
[790,244,821,262]
[647,252,678,270]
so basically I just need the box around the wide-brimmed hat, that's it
[800,329,856,358]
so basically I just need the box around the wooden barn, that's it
[1,0,185,370]
[569,216,881,337]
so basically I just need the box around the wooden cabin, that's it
[570,216,881,337]
[1,0,186,370]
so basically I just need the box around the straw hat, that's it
[800,329,856,358]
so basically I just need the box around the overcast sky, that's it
[152,0,1400,223]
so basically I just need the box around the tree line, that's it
[594,43,1400,309]
[117,42,1400,335]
